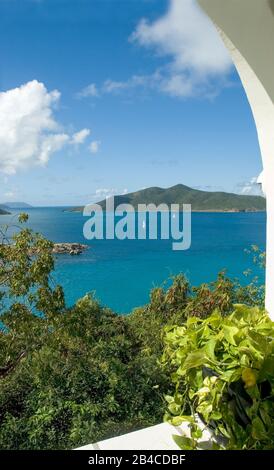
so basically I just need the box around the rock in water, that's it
[52,243,88,255]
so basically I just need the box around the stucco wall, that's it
[198,0,274,318]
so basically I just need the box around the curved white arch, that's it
[198,0,274,318]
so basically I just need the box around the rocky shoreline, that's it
[52,243,88,255]
[1,243,89,256]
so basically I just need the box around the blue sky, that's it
[0,0,263,206]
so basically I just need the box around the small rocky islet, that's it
[52,243,88,256]
[2,242,88,257]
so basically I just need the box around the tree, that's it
[0,216,165,449]
[0,214,65,376]
[0,216,266,449]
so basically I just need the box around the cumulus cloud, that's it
[0,80,90,174]
[131,0,231,75]
[71,128,91,145]
[89,140,101,154]
[79,1,232,100]
[130,0,232,97]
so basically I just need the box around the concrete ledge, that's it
[76,421,212,450]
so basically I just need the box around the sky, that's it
[0,0,263,206]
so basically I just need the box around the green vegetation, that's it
[72,184,266,212]
[163,305,274,449]
[0,215,269,449]
[0,216,165,449]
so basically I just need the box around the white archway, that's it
[198,0,274,319]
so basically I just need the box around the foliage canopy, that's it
[0,215,268,449]
[163,305,274,449]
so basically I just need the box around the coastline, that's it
[66,208,266,214]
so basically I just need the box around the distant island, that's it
[0,202,32,215]
[0,208,11,215]
[70,184,266,212]
[1,202,32,209]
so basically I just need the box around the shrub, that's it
[162,305,274,449]
[0,216,267,449]
[0,291,168,449]
[0,217,166,449]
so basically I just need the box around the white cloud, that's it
[89,140,101,154]
[159,73,194,98]
[79,76,151,98]
[79,1,232,101]
[95,188,116,198]
[102,75,148,94]
[39,133,70,164]
[0,80,89,174]
[130,0,232,97]
[80,72,166,99]
[95,187,128,200]
[78,83,99,98]
[71,128,91,145]
[132,0,231,74]
[103,80,129,94]
[235,176,264,196]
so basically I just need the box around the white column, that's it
[213,31,274,319]
[266,181,274,318]
[196,0,274,319]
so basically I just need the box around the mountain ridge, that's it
[1,202,32,209]
[70,184,266,212]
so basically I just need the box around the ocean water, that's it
[0,208,266,314]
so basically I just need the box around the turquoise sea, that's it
[0,208,266,313]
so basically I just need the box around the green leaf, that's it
[218,425,231,439]
[191,427,203,439]
[168,403,181,415]
[259,356,274,381]
[170,416,194,426]
[173,434,195,450]
[220,368,241,382]
[211,411,222,420]
[203,338,216,361]
[251,417,267,440]
[182,351,207,371]
[247,330,271,356]
[223,325,239,346]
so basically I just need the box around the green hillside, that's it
[72,184,266,212]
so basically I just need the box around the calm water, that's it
[0,208,266,313]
